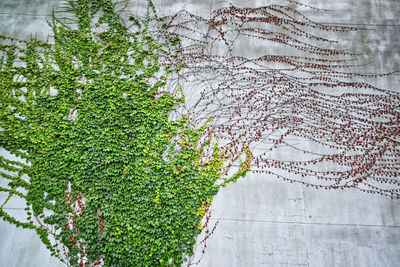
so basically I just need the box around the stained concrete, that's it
[1,0,399,266]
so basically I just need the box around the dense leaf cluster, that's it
[0,0,248,266]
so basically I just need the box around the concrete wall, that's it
[1,0,399,266]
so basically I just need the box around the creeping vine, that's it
[1,0,400,266]
[0,0,248,266]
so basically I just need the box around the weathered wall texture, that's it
[1,0,399,266]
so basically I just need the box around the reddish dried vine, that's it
[158,3,400,198]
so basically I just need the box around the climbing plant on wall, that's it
[163,2,400,198]
[1,0,400,266]
[0,0,248,266]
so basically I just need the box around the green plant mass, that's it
[0,0,248,266]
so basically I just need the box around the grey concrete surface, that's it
[1,0,400,266]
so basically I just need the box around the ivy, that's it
[0,0,248,266]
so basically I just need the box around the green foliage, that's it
[0,0,248,266]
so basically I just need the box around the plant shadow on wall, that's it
[0,0,399,266]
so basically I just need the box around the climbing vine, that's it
[162,2,400,198]
[0,0,248,266]
[1,0,400,266]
